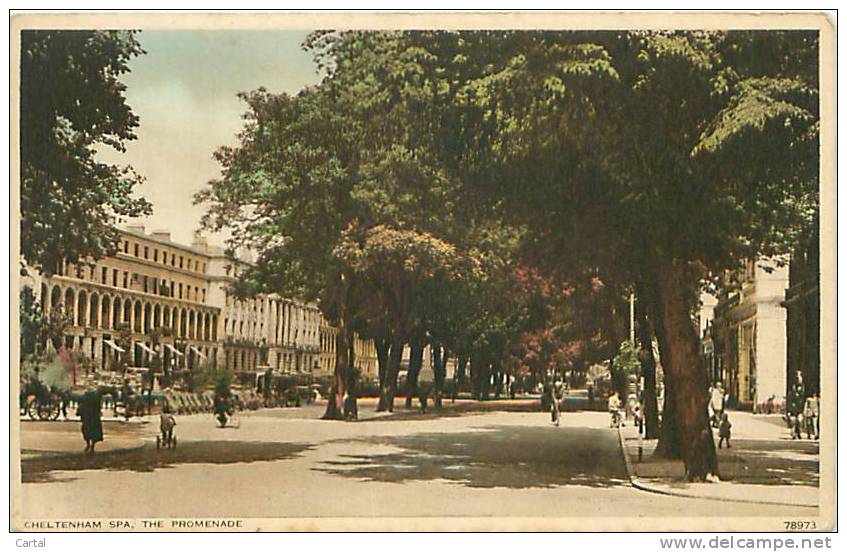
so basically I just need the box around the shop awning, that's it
[165,343,184,357]
[135,341,157,355]
[103,339,125,353]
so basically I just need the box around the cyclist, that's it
[608,391,622,429]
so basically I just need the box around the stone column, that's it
[71,289,79,327]
[84,295,92,328]
[282,302,289,345]
[93,335,102,365]
[44,283,53,313]
[275,301,281,345]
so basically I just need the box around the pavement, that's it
[619,411,819,508]
[18,407,816,522]
[20,418,151,461]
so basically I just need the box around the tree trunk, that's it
[376,337,391,411]
[653,290,682,459]
[343,331,357,418]
[433,345,447,409]
[404,341,424,409]
[655,261,718,480]
[379,332,404,413]
[635,284,660,440]
[323,323,349,420]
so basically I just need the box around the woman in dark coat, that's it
[79,388,104,452]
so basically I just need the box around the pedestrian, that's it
[77,386,103,453]
[709,382,725,428]
[789,375,805,439]
[159,406,176,445]
[419,385,429,414]
[803,393,819,440]
[343,389,358,421]
[550,385,561,427]
[718,412,732,448]
[632,403,643,434]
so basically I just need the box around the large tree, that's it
[454,31,818,479]
[20,30,151,274]
[196,86,370,419]
[334,223,481,411]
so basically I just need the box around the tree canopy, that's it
[20,30,151,274]
[197,29,819,471]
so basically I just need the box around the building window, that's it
[202,289,206,302]
[179,256,184,269]
[144,246,149,259]
[123,241,129,253]
[102,267,108,284]
[123,272,128,288]
[134,243,139,257]
[143,276,149,293]
[179,283,183,299]
[153,249,158,262]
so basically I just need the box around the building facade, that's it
[700,258,789,410]
[25,225,376,382]
[783,219,820,398]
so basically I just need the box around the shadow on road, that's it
[22,441,314,484]
[317,425,629,489]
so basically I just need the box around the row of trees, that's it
[195,30,818,480]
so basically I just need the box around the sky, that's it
[97,30,321,248]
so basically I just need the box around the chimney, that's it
[151,230,171,242]
[192,235,209,253]
[126,224,145,234]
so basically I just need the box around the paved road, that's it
[19,410,814,520]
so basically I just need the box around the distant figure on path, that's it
[717,412,732,449]
[550,385,561,427]
[160,406,177,445]
[788,373,805,439]
[709,382,725,428]
[803,393,819,440]
[418,385,429,414]
[78,386,103,453]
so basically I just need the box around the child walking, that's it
[718,412,732,449]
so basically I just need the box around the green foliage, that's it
[212,366,232,397]
[20,30,151,274]
[615,341,641,375]
[19,286,45,360]
[21,351,71,392]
